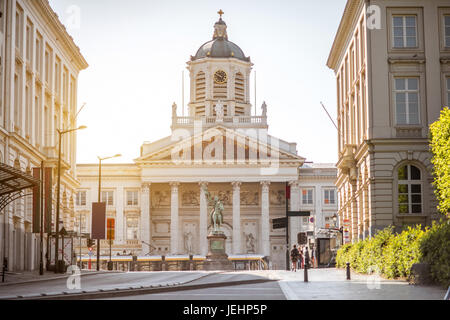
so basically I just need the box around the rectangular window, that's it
[127,190,139,206]
[101,191,114,206]
[324,189,336,205]
[301,189,313,205]
[393,15,417,48]
[126,217,139,240]
[77,214,87,234]
[76,191,86,206]
[394,78,420,125]
[445,15,450,48]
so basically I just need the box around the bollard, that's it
[346,262,351,280]
[304,263,308,282]
[2,258,8,283]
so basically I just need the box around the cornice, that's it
[327,0,363,71]
[31,0,88,71]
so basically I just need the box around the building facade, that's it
[327,0,446,242]
[75,15,338,270]
[0,0,88,271]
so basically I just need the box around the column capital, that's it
[232,181,242,190]
[260,181,270,192]
[289,180,300,189]
[169,182,180,187]
[199,181,209,188]
[141,183,151,191]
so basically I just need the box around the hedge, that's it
[430,107,450,217]
[336,223,450,287]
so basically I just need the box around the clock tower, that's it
[181,11,259,129]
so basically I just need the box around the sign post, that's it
[343,219,350,244]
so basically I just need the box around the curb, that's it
[2,273,276,300]
[0,271,124,287]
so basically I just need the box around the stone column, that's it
[232,181,241,254]
[116,186,124,244]
[170,182,180,254]
[289,181,301,248]
[199,182,208,256]
[140,183,151,255]
[260,181,271,257]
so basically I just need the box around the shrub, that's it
[430,107,450,217]
[335,225,430,280]
[420,220,450,287]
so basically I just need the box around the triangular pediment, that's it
[135,125,304,166]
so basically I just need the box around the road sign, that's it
[309,217,315,223]
[287,211,311,217]
[343,219,350,244]
[273,217,287,229]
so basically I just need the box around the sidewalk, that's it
[260,268,448,300]
[0,269,121,286]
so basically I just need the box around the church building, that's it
[75,12,338,269]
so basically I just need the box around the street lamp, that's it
[55,126,87,273]
[97,154,121,271]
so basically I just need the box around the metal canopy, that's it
[0,162,40,212]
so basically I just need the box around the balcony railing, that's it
[173,115,267,128]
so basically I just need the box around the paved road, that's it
[0,268,447,300]
[103,281,285,300]
[0,271,211,298]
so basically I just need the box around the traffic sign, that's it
[287,211,311,217]
[273,217,287,229]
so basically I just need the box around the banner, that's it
[92,202,106,239]
[32,168,41,233]
[107,218,115,240]
[44,168,52,234]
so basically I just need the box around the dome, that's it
[191,15,250,62]
[193,38,249,62]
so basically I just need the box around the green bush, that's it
[430,107,450,217]
[420,220,450,287]
[382,226,426,279]
[335,243,352,268]
[335,225,441,282]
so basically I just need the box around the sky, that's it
[48,0,347,165]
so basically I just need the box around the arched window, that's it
[397,164,422,214]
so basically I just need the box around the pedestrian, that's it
[298,247,304,270]
[310,246,315,268]
[305,247,310,269]
[290,245,300,272]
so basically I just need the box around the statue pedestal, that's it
[203,232,233,271]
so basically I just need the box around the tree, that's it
[430,107,450,217]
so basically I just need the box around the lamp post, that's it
[97,154,121,271]
[54,126,87,273]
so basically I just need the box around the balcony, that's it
[172,115,268,130]
[337,144,357,179]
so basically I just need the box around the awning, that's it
[0,162,40,211]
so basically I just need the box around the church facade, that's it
[75,14,337,269]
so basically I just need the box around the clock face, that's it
[214,70,228,84]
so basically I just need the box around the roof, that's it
[0,163,40,196]
[193,38,249,62]
[191,17,250,62]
